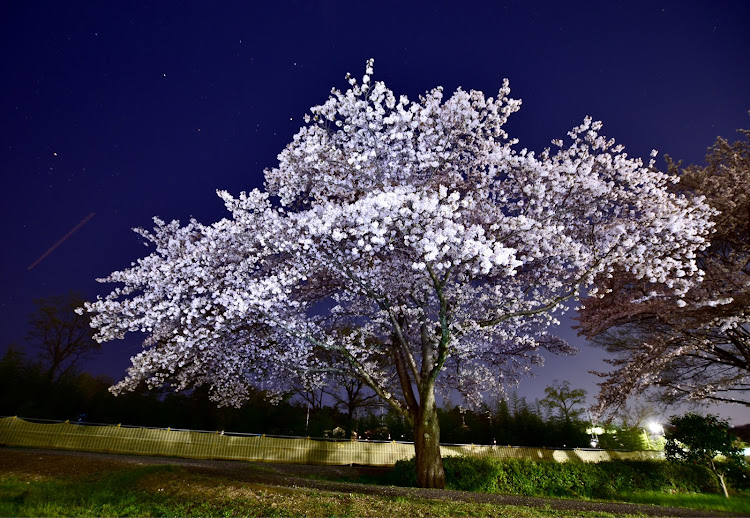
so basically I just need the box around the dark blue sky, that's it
[2,1,748,423]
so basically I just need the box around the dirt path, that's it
[0,447,739,517]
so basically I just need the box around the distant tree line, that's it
[0,346,312,435]
[0,345,597,448]
[7,292,740,451]
[4,345,744,452]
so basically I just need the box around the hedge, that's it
[389,456,744,497]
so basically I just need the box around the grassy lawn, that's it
[2,452,749,518]
[0,464,652,518]
[321,463,750,516]
[615,491,750,515]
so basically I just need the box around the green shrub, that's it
[389,458,418,487]
[494,459,594,498]
[389,456,722,497]
[593,460,716,496]
[442,456,503,492]
[389,456,502,491]
[725,460,750,491]
[494,459,719,498]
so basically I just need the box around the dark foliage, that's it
[665,413,749,497]
[1,345,598,447]
[438,397,590,448]
[0,348,332,435]
[732,423,750,443]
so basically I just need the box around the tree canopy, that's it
[83,60,712,487]
[576,128,750,411]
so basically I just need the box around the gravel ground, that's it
[0,447,741,517]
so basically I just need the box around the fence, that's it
[0,416,661,467]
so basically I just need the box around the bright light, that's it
[647,421,664,435]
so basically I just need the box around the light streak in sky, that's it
[27,212,96,271]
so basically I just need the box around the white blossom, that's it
[84,61,712,414]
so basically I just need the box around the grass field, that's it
[614,491,750,516]
[0,465,641,518]
[1,450,749,517]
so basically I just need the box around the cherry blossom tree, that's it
[576,129,750,412]
[82,60,712,488]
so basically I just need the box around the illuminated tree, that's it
[83,60,711,488]
[577,129,750,411]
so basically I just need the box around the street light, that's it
[647,421,664,436]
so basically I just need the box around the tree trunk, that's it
[413,388,445,489]
[345,404,355,439]
[717,471,730,499]
[711,460,730,498]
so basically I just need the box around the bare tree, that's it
[27,292,99,381]
[327,375,379,437]
[539,380,586,423]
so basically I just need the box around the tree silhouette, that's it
[539,380,586,423]
[27,292,99,382]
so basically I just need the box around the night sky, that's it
[2,1,749,424]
